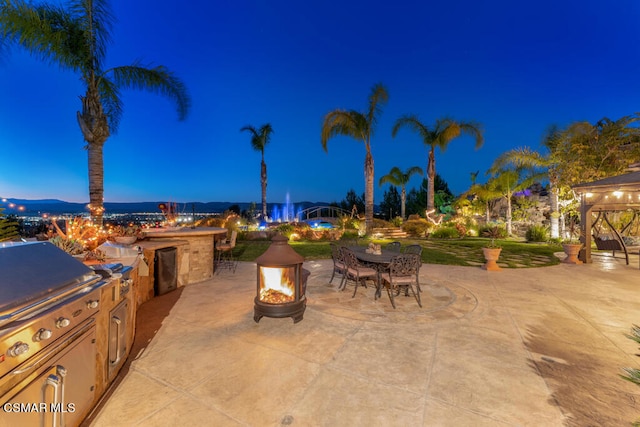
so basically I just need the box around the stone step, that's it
[371,227,408,239]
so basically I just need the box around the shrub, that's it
[402,219,432,237]
[335,215,360,230]
[340,230,360,241]
[372,218,393,228]
[276,223,295,238]
[525,224,548,242]
[390,216,403,227]
[430,226,460,239]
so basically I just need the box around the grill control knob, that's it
[86,300,99,309]
[34,328,53,342]
[55,317,71,329]
[7,342,29,357]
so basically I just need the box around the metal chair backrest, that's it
[341,248,359,270]
[389,254,419,278]
[229,230,237,247]
[386,241,401,252]
[404,244,422,256]
[330,243,344,264]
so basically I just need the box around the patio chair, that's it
[329,243,346,285]
[385,241,402,253]
[380,254,422,309]
[215,230,237,273]
[340,247,379,297]
[403,245,423,292]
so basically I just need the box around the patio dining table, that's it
[348,246,397,298]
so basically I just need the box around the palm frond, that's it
[240,125,258,136]
[391,115,432,144]
[320,110,362,151]
[365,82,389,131]
[108,63,191,120]
[405,165,423,177]
[96,75,123,132]
[69,0,113,66]
[458,122,484,149]
[379,166,402,186]
[240,124,273,153]
[0,1,86,71]
[379,165,422,187]
[490,147,549,175]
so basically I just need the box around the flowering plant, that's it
[50,216,107,251]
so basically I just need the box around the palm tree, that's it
[240,123,273,219]
[378,166,423,220]
[463,178,502,223]
[489,148,548,235]
[0,0,190,223]
[494,144,560,237]
[321,83,389,232]
[392,116,484,212]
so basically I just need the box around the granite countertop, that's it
[143,227,227,238]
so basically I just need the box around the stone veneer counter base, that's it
[142,227,227,285]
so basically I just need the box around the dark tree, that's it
[339,189,365,216]
[405,174,454,216]
[379,186,401,220]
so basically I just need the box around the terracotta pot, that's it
[482,247,502,271]
[562,243,583,264]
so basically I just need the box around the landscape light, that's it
[613,191,623,198]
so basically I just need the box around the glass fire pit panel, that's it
[258,266,298,304]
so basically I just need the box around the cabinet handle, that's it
[45,368,61,427]
[110,316,122,365]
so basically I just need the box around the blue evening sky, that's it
[1,0,639,206]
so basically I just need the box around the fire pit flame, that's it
[259,267,295,304]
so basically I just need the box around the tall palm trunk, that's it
[427,148,436,211]
[77,83,110,224]
[364,150,374,232]
[261,157,267,219]
[506,190,513,235]
[549,183,559,238]
[400,187,406,220]
[86,143,105,222]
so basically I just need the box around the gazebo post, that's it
[579,193,593,263]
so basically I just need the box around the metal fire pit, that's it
[254,235,308,323]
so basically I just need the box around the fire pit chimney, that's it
[254,234,308,323]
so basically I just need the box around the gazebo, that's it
[572,170,640,263]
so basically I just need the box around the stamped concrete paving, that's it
[86,253,640,426]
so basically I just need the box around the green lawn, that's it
[233,237,564,268]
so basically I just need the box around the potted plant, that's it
[481,226,503,271]
[562,216,583,264]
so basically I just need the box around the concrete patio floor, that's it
[85,252,640,426]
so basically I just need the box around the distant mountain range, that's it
[3,198,333,215]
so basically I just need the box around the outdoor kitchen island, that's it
[140,227,227,288]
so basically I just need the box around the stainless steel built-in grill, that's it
[0,241,107,427]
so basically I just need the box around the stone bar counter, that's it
[141,227,227,286]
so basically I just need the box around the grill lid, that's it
[0,241,100,324]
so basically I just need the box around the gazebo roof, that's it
[573,171,640,211]
[573,171,640,193]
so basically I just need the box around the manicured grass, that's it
[233,237,564,268]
